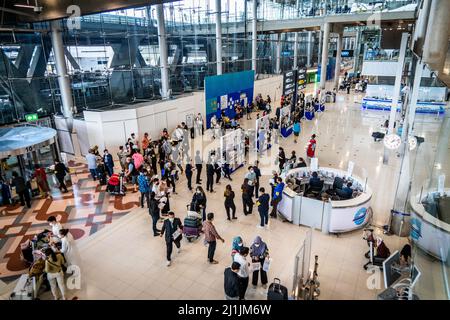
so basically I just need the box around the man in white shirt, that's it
[47,215,64,242]
[131,133,139,150]
[233,247,250,300]
[172,125,184,143]
[85,149,98,181]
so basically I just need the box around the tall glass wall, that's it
[0,0,416,124]
[395,54,450,300]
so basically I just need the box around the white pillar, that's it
[320,22,330,90]
[306,31,312,67]
[353,29,360,71]
[215,0,223,75]
[334,33,343,89]
[407,60,424,133]
[382,33,409,164]
[293,32,298,70]
[412,0,431,52]
[50,20,73,120]
[422,0,450,74]
[156,4,170,99]
[276,33,282,74]
[251,0,257,73]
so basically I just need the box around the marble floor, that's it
[1,82,448,300]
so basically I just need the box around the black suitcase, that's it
[267,278,288,300]
[21,245,33,265]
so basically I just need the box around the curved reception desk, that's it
[409,189,450,262]
[278,167,373,234]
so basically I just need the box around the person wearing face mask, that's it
[160,211,183,266]
[250,236,269,289]
[233,246,250,300]
[103,149,114,177]
[244,167,256,198]
[191,186,207,221]
[148,192,161,236]
[231,236,244,261]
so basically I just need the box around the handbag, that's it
[263,258,271,272]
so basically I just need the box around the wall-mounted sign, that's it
[25,113,38,122]
[297,67,307,90]
[333,50,354,58]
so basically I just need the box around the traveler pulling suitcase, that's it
[267,278,288,300]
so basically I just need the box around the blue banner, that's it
[204,70,255,129]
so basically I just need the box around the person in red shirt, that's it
[33,164,50,198]
[306,134,317,163]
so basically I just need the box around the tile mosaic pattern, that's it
[0,161,139,281]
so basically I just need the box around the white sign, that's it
[438,174,445,196]
[310,157,318,171]
[347,161,354,177]
[220,95,228,110]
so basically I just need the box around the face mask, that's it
[197,191,201,194]
[238,243,243,247]
[169,218,174,222]
[254,244,260,247]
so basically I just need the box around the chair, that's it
[307,180,324,199]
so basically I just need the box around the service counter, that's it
[278,167,373,234]
[409,189,450,262]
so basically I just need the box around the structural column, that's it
[382,33,409,164]
[215,0,223,75]
[50,20,74,120]
[293,32,298,70]
[306,31,313,67]
[422,0,450,75]
[251,0,257,73]
[353,28,360,71]
[156,4,170,99]
[334,32,343,89]
[319,22,330,90]
[276,33,282,74]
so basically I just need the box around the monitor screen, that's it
[383,250,401,289]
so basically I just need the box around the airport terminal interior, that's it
[0,0,449,301]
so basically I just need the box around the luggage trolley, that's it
[183,203,202,242]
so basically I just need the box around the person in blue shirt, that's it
[293,119,301,143]
[137,169,151,208]
[103,149,114,177]
[336,182,353,200]
[270,177,285,218]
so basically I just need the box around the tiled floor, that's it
[1,82,447,300]
[0,162,140,282]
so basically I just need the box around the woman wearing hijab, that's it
[231,236,244,261]
[250,236,269,289]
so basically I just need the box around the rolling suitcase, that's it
[10,274,34,300]
[267,278,288,300]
